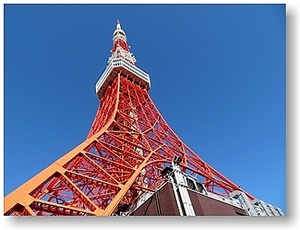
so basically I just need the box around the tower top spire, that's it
[96,21,151,99]
[116,19,121,30]
[109,20,136,65]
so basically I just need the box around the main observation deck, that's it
[95,58,151,99]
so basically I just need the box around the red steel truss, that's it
[4,21,254,216]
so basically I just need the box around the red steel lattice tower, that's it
[4,21,256,216]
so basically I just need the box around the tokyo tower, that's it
[4,21,284,216]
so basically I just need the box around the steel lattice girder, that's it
[4,74,253,216]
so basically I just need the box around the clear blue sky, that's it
[4,4,286,213]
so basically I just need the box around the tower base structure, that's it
[126,157,285,216]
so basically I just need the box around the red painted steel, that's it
[4,21,254,216]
